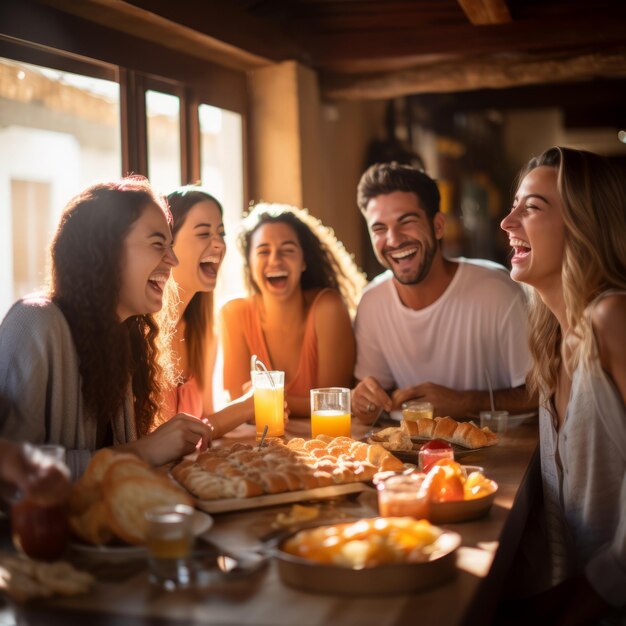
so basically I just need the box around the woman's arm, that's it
[207,390,255,439]
[593,293,626,404]
[315,290,356,389]
[117,413,212,466]
[201,333,218,415]
[220,299,252,402]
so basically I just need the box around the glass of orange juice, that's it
[251,370,285,440]
[310,387,351,438]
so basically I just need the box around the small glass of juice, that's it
[377,473,430,520]
[310,387,351,438]
[145,504,195,590]
[401,400,434,421]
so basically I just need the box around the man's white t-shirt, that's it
[354,259,531,392]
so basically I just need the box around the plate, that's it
[272,522,461,595]
[390,441,492,464]
[195,483,371,515]
[391,411,537,428]
[69,510,213,560]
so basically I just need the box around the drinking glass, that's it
[480,410,509,434]
[401,401,434,421]
[377,473,430,519]
[145,504,195,590]
[251,370,285,440]
[310,387,351,438]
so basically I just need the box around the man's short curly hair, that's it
[357,162,440,219]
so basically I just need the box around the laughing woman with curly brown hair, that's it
[0,178,211,478]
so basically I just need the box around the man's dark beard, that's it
[387,220,438,285]
[391,238,437,285]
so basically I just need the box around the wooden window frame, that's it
[0,0,249,198]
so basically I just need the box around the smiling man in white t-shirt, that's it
[353,162,536,423]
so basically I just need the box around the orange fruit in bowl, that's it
[464,472,496,500]
[424,465,465,502]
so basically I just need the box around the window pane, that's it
[0,57,121,320]
[146,90,180,194]
[199,104,245,306]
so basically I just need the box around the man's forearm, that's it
[474,385,537,414]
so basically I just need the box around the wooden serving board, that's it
[194,482,373,514]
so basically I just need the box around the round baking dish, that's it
[271,520,461,595]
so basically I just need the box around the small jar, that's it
[10,445,70,561]
[401,401,434,421]
[376,473,430,520]
[418,440,454,472]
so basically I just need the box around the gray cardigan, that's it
[0,295,138,478]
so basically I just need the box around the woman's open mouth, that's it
[148,272,168,294]
[509,238,531,263]
[200,254,221,279]
[265,270,288,289]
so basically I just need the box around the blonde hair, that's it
[239,203,366,318]
[521,147,626,400]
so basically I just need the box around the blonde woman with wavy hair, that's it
[501,147,626,623]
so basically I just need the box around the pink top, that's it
[222,289,331,398]
[163,376,204,418]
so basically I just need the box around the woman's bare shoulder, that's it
[310,289,350,328]
[220,296,252,318]
[592,293,626,372]
[592,293,626,337]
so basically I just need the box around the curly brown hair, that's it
[239,203,366,318]
[49,177,172,436]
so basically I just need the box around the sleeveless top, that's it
[163,376,204,418]
[223,289,331,398]
[539,290,626,610]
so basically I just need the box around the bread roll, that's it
[104,476,194,545]
[433,416,458,440]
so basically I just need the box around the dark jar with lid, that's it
[11,497,69,560]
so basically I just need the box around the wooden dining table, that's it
[0,417,539,626]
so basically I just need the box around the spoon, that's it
[257,424,269,448]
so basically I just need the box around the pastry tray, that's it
[194,482,373,514]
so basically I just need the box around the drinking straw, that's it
[484,367,496,412]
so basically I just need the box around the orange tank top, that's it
[232,289,331,398]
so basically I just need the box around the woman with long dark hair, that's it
[0,178,211,477]
[160,186,253,436]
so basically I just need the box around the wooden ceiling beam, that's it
[308,14,626,66]
[37,0,304,71]
[321,49,626,100]
[456,0,512,25]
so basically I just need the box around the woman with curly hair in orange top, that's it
[221,203,366,418]
[0,178,211,478]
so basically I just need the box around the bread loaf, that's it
[172,435,406,501]
[399,415,497,449]
[69,451,192,546]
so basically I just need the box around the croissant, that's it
[401,416,497,449]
